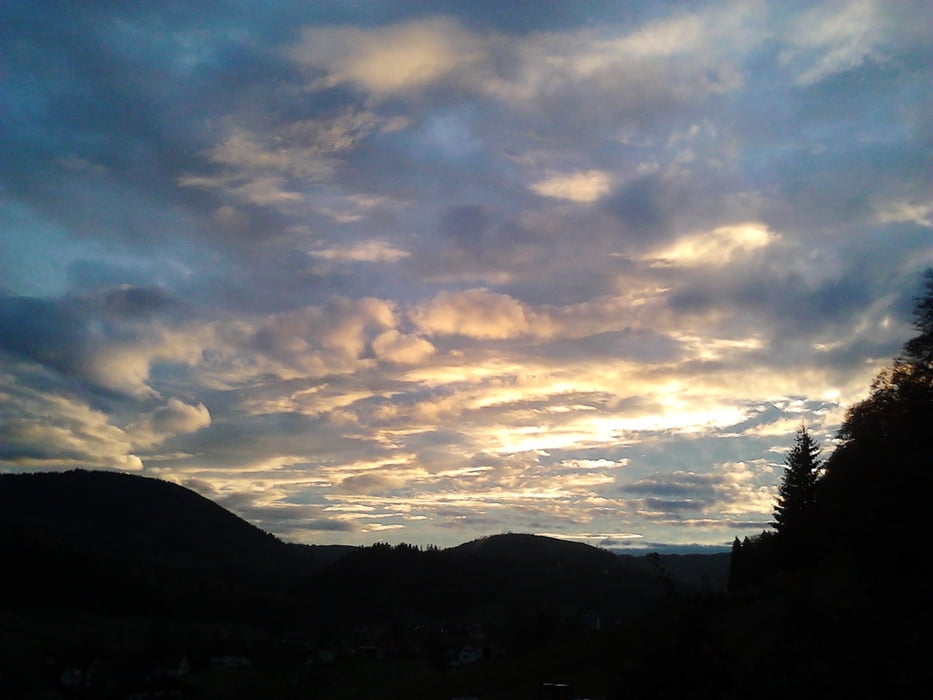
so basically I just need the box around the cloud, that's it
[372,330,435,365]
[178,112,381,210]
[310,240,411,263]
[130,398,211,449]
[412,288,541,339]
[530,171,613,203]
[289,18,487,96]
[247,296,396,372]
[175,480,360,534]
[99,286,177,318]
[336,473,404,495]
[0,293,204,397]
[410,204,548,285]
[647,223,777,267]
[604,174,704,249]
[622,462,774,519]
[0,296,89,378]
[779,0,886,86]
[0,373,143,471]
[284,2,756,143]
[875,201,933,228]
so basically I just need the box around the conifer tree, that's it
[772,426,821,537]
[727,537,743,592]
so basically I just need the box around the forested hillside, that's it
[727,269,933,696]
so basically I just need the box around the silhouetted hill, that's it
[0,470,313,580]
[299,534,667,644]
[450,532,615,564]
[0,470,357,634]
[449,533,659,610]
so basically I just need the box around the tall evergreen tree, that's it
[772,426,821,537]
[727,537,743,592]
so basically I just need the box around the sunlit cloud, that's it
[648,223,777,267]
[129,398,211,449]
[371,330,436,364]
[0,372,144,471]
[875,201,933,227]
[412,288,542,339]
[530,171,613,203]
[290,18,486,96]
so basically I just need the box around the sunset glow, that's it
[1,0,930,550]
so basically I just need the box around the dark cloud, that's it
[298,519,355,532]
[336,473,401,495]
[605,175,679,245]
[0,296,89,378]
[623,473,724,502]
[410,203,543,283]
[642,498,709,512]
[535,329,683,364]
[604,170,748,255]
[163,411,391,471]
[663,241,924,362]
[99,287,177,318]
[765,145,929,235]
[0,433,81,463]
[209,491,356,533]
[0,288,196,400]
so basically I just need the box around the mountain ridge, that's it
[1,469,726,564]
[0,469,727,624]
[0,469,308,578]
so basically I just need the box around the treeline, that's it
[299,534,664,636]
[730,269,933,602]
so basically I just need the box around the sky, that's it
[1,0,931,551]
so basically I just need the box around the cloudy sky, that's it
[2,0,931,550]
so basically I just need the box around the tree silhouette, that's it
[772,426,821,538]
[727,537,743,592]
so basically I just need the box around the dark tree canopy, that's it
[727,274,933,694]
[817,269,933,564]
[739,270,933,581]
[903,268,933,371]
